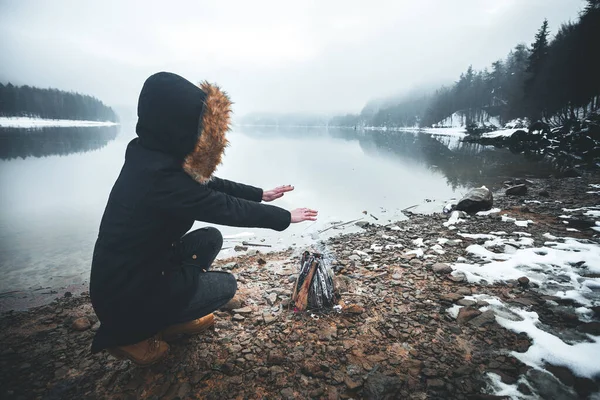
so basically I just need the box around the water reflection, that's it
[0,125,118,160]
[238,125,558,189]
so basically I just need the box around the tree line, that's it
[331,0,600,129]
[0,83,118,122]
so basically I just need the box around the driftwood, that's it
[291,252,320,310]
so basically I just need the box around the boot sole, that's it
[107,346,170,367]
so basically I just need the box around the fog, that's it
[0,0,585,116]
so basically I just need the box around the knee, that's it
[224,273,237,300]
[205,227,223,250]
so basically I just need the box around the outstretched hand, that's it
[262,185,294,202]
[290,208,318,223]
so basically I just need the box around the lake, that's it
[0,120,557,309]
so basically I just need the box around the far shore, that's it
[0,116,120,129]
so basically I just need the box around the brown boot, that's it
[107,336,169,366]
[161,313,215,341]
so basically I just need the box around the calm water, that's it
[0,121,557,308]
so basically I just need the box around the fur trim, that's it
[182,82,231,183]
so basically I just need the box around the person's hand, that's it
[290,208,318,223]
[262,185,294,202]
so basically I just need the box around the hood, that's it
[136,72,231,183]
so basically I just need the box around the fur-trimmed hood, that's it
[136,72,231,183]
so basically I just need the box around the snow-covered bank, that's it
[0,117,119,128]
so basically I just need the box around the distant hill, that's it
[0,83,118,122]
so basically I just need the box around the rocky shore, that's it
[1,174,599,400]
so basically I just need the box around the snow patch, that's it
[0,116,119,128]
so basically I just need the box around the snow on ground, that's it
[446,214,600,397]
[481,128,521,139]
[0,117,119,128]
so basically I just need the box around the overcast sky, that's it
[0,0,585,117]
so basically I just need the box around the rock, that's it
[563,168,581,178]
[232,306,252,314]
[448,272,467,283]
[344,304,365,314]
[257,258,267,266]
[232,314,245,321]
[577,322,600,335]
[344,376,363,390]
[72,317,91,331]
[457,299,477,307]
[539,190,550,197]
[432,263,452,274]
[506,184,527,196]
[221,297,244,311]
[356,221,369,229]
[454,186,493,214]
[440,293,464,303]
[222,262,238,270]
[177,382,192,398]
[280,387,295,400]
[526,369,579,400]
[457,308,482,324]
[468,310,496,327]
[268,351,285,365]
[263,315,276,324]
[234,245,248,252]
[363,373,404,399]
[63,291,72,298]
[518,276,530,287]
[267,292,278,305]
[427,379,445,389]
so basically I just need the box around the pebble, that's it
[232,307,252,314]
[232,314,245,321]
[71,317,91,331]
[432,263,452,274]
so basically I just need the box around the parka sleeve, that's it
[150,171,291,231]
[206,176,263,202]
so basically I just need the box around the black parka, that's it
[89,72,290,352]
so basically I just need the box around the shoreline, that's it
[0,116,120,128]
[1,173,599,399]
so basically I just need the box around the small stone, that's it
[427,379,445,389]
[506,184,527,196]
[221,298,243,311]
[234,245,248,252]
[222,262,238,270]
[432,263,452,274]
[177,382,192,398]
[280,388,295,400]
[577,322,600,335]
[457,299,477,307]
[267,292,278,305]
[257,258,267,266]
[263,315,276,324]
[72,317,91,331]
[440,293,464,303]
[538,190,550,197]
[518,276,530,287]
[268,351,285,365]
[344,304,365,314]
[64,291,72,298]
[457,308,482,324]
[345,376,363,390]
[468,309,496,327]
[232,307,252,314]
[233,314,245,321]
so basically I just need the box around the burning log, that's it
[292,251,337,311]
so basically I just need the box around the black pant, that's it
[168,227,237,324]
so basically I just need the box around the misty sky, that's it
[0,0,585,117]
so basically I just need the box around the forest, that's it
[331,0,600,130]
[0,83,118,122]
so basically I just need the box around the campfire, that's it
[291,251,338,311]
